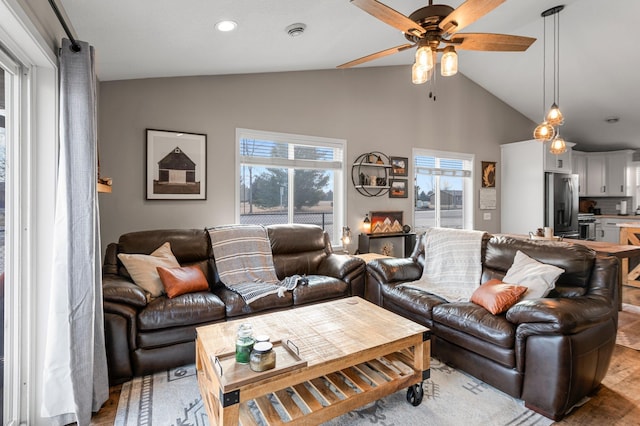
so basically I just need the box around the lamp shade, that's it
[415,45,433,70]
[412,63,428,85]
[363,214,371,234]
[533,121,555,141]
[441,46,458,77]
[549,136,567,155]
[546,103,564,126]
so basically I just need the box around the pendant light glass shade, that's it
[549,136,567,154]
[441,46,458,77]
[533,121,555,141]
[545,102,564,126]
[412,63,428,84]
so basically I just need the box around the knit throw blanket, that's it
[208,225,300,304]
[399,227,485,302]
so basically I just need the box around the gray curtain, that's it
[41,38,108,425]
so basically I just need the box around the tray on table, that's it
[211,339,307,391]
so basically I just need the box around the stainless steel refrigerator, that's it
[545,173,579,238]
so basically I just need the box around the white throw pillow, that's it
[502,250,564,300]
[118,242,180,297]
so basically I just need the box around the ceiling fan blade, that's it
[451,33,535,51]
[439,0,505,35]
[351,0,425,37]
[337,43,414,69]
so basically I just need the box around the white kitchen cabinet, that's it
[580,150,633,197]
[544,141,573,173]
[585,154,607,196]
[596,218,626,243]
[572,151,586,195]
[500,140,574,235]
[606,151,632,196]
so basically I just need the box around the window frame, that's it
[412,148,475,231]
[235,128,347,247]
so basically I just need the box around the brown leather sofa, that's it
[366,234,618,421]
[102,224,365,384]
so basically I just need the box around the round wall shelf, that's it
[351,151,391,197]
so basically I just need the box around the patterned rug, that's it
[115,358,554,426]
[617,303,640,350]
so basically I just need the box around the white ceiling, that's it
[59,0,640,152]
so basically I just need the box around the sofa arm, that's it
[367,257,423,284]
[317,254,365,279]
[103,274,148,308]
[506,296,613,335]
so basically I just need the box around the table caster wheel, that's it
[406,382,424,406]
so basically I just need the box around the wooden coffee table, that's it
[196,297,430,425]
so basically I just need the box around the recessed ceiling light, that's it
[215,20,237,32]
[605,117,620,124]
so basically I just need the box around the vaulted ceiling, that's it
[60,0,640,152]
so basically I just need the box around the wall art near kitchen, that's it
[146,129,207,200]
[370,211,404,234]
[481,161,496,188]
[389,179,408,198]
[390,156,408,176]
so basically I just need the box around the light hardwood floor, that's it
[90,286,640,425]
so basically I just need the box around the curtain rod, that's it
[48,0,81,52]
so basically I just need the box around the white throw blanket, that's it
[208,224,300,304]
[399,227,485,302]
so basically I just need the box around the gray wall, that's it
[98,65,534,251]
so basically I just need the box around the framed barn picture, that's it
[146,129,207,200]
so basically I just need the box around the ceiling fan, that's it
[338,0,536,84]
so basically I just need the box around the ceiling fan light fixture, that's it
[415,45,433,70]
[546,102,564,126]
[412,63,428,84]
[549,135,567,155]
[441,46,458,77]
[533,121,555,141]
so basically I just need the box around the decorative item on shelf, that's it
[341,226,352,245]
[403,224,412,233]
[533,5,567,155]
[363,214,371,234]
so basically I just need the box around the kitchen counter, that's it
[595,214,640,219]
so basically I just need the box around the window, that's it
[236,129,346,245]
[413,148,474,231]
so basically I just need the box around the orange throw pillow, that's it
[156,265,209,298]
[471,279,527,315]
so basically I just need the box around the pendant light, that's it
[534,5,566,155]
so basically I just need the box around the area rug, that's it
[617,303,640,351]
[115,358,553,426]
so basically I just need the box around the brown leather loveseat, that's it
[102,224,365,384]
[366,234,618,421]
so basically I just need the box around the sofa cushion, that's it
[157,264,209,298]
[503,251,564,299]
[432,302,517,349]
[381,283,449,324]
[292,275,348,305]
[138,291,226,331]
[118,242,180,297]
[471,279,527,315]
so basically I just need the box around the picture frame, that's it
[370,211,404,234]
[389,179,408,198]
[481,161,496,188]
[146,129,207,200]
[390,156,408,176]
